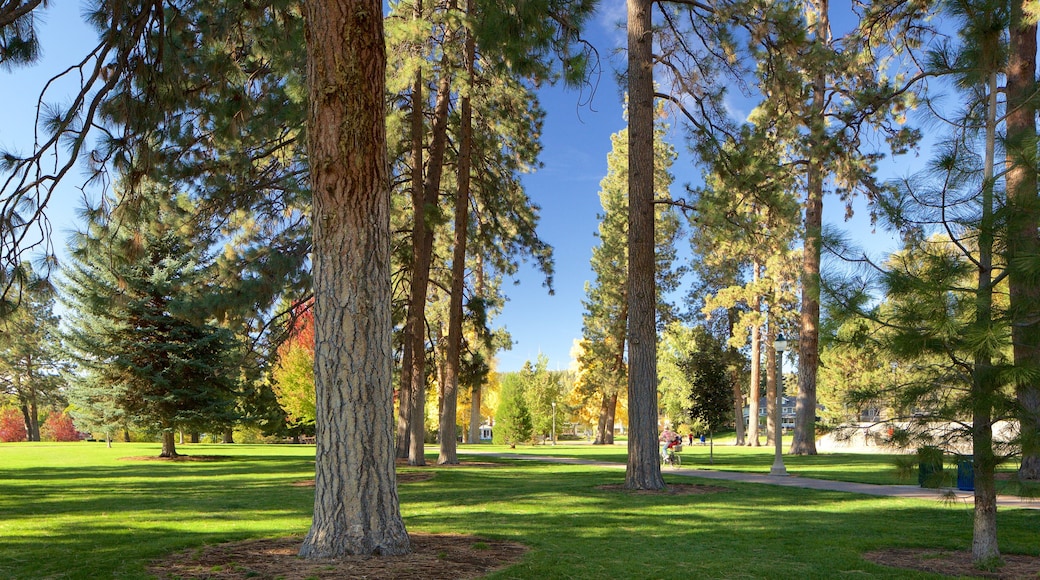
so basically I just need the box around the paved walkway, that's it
[461,450,1040,510]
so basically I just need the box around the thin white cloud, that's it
[596,0,628,49]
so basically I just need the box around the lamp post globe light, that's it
[771,334,788,476]
[551,401,556,446]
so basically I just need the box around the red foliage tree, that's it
[281,300,315,357]
[42,412,81,442]
[0,409,27,442]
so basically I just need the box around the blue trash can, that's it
[957,459,974,491]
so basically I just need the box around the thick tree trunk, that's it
[624,0,664,491]
[299,0,409,558]
[791,0,829,457]
[159,430,178,458]
[1006,0,1040,481]
[190,432,200,444]
[223,428,234,444]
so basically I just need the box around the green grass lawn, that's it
[2,441,1039,578]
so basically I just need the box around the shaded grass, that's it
[1,442,1038,578]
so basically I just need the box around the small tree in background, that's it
[682,334,733,464]
[0,408,26,442]
[42,411,79,442]
[493,374,532,447]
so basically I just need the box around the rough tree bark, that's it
[1006,0,1040,482]
[160,430,178,458]
[624,0,665,491]
[791,0,828,456]
[299,0,410,558]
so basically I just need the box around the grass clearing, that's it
[1,442,1038,578]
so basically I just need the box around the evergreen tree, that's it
[62,186,240,458]
[682,332,734,464]
[0,0,46,69]
[493,373,533,447]
[577,118,680,448]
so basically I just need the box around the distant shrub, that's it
[0,408,27,442]
[42,412,81,442]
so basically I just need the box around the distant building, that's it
[742,396,799,431]
[479,422,493,441]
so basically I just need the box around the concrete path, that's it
[460,450,1040,510]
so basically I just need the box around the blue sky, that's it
[0,2,902,373]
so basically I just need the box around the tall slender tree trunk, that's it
[728,309,745,446]
[434,322,446,446]
[18,400,32,442]
[468,382,482,443]
[299,0,409,557]
[594,393,609,444]
[748,273,762,446]
[467,256,486,445]
[439,0,475,465]
[765,319,778,445]
[791,0,828,456]
[405,22,457,467]
[397,0,424,460]
[1006,0,1040,482]
[625,0,664,491]
[605,392,618,445]
[26,361,40,442]
[970,68,1000,565]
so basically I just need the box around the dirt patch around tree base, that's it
[864,548,1040,578]
[150,533,528,580]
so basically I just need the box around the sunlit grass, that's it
[1,442,1038,578]
[466,438,1027,488]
